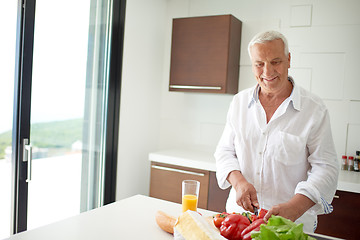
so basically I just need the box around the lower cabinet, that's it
[315,190,360,239]
[149,162,230,213]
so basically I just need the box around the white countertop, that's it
[149,149,360,194]
[337,170,360,193]
[5,195,341,240]
[149,148,217,171]
[5,195,216,240]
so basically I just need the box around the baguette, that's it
[155,210,177,234]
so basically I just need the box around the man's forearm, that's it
[263,193,316,222]
[289,193,315,218]
[227,170,247,191]
[227,170,260,211]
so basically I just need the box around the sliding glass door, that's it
[26,0,91,230]
[8,0,125,235]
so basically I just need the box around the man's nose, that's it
[263,63,274,76]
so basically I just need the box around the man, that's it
[214,30,339,232]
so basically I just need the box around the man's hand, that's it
[264,194,315,222]
[227,170,259,212]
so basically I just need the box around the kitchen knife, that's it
[253,206,258,216]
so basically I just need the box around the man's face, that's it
[250,39,291,94]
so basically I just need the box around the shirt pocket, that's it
[273,131,307,166]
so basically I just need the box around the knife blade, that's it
[253,206,258,216]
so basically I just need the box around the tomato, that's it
[258,208,268,219]
[251,214,258,222]
[213,215,224,228]
[213,212,228,229]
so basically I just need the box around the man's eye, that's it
[272,60,281,65]
[255,63,264,67]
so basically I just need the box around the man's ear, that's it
[288,53,291,68]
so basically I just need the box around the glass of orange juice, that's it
[182,180,200,212]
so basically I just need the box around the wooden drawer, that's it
[149,162,209,209]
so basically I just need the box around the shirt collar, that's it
[248,84,260,108]
[288,76,301,111]
[248,76,301,111]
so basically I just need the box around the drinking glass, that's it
[182,180,200,212]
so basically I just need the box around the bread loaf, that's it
[155,210,177,234]
[174,210,226,240]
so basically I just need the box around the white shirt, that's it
[214,78,339,232]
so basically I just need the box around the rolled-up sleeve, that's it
[214,99,241,190]
[294,108,339,215]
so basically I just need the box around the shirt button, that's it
[259,151,262,155]
[256,172,260,175]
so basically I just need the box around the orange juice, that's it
[182,194,198,212]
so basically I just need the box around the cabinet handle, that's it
[152,165,205,177]
[333,195,339,199]
[169,85,222,90]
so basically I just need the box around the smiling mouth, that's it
[262,76,277,81]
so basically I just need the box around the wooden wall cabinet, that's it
[149,162,230,213]
[315,190,360,239]
[169,14,242,94]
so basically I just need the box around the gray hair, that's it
[248,30,289,58]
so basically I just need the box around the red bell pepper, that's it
[219,214,250,240]
[240,218,266,240]
[242,231,255,240]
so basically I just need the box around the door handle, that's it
[23,138,32,182]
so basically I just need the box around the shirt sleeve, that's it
[214,98,241,190]
[294,108,339,215]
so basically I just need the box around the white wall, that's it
[116,0,167,200]
[116,0,360,200]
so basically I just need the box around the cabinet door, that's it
[149,162,209,209]
[315,190,360,239]
[207,171,230,213]
[169,15,241,94]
